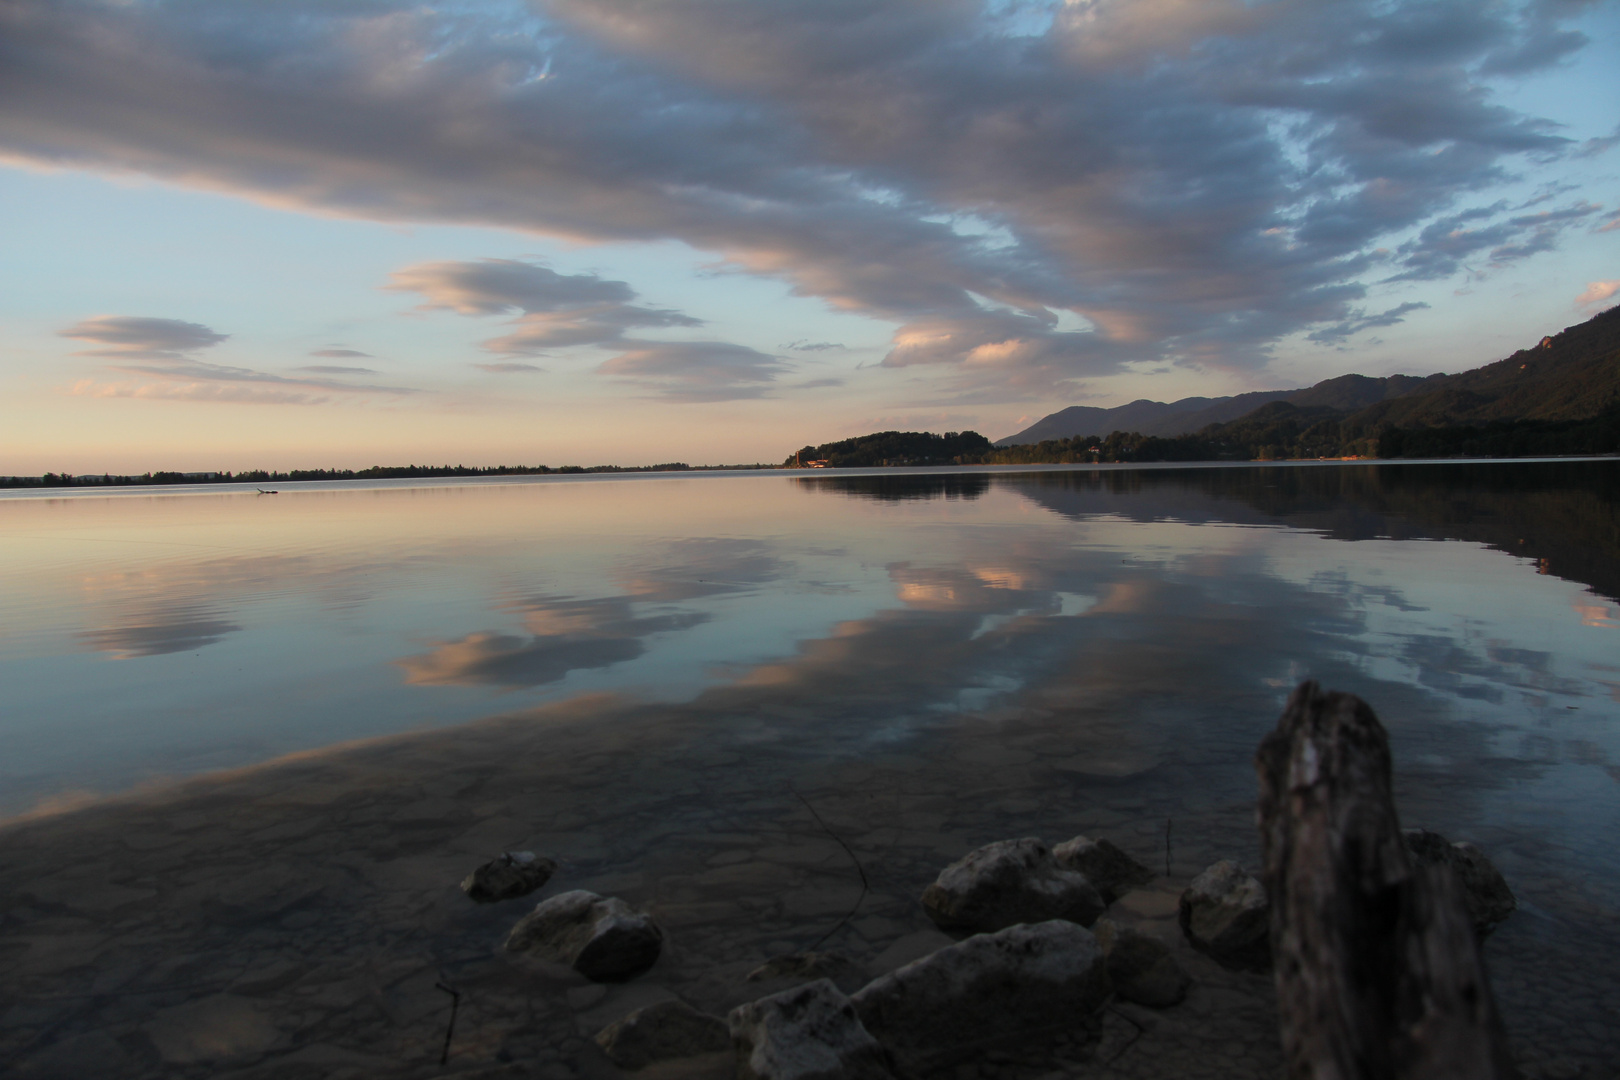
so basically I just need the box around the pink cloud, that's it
[1574,280,1620,309]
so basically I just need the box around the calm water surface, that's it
[4,463,1617,816]
[1,461,1617,1078]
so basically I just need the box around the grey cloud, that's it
[308,347,372,358]
[473,361,545,373]
[59,315,228,358]
[1576,123,1620,159]
[1387,200,1601,281]
[482,306,700,356]
[783,341,845,352]
[107,358,416,395]
[296,364,379,374]
[387,259,635,315]
[4,0,1601,393]
[1307,301,1431,345]
[59,313,413,402]
[388,258,701,355]
[598,341,788,401]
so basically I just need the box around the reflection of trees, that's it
[1005,461,1620,602]
[795,473,991,502]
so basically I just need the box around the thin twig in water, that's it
[435,980,461,1066]
[789,785,870,952]
[1104,1004,1148,1065]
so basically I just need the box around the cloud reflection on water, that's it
[398,596,711,688]
[77,605,242,658]
[398,538,785,687]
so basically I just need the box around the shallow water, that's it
[2,461,1617,1078]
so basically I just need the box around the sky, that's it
[2,0,1618,472]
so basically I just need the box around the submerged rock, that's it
[1052,835,1156,904]
[1093,918,1189,1007]
[1179,860,1270,972]
[1402,829,1516,937]
[921,838,1104,934]
[850,920,1110,1078]
[729,978,894,1080]
[461,851,557,903]
[748,952,865,994]
[595,999,731,1070]
[505,890,663,981]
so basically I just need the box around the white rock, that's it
[729,979,894,1080]
[1178,860,1270,971]
[505,890,663,981]
[920,838,1104,934]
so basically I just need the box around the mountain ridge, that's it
[982,305,1619,462]
[997,371,1450,445]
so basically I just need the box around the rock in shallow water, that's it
[504,889,663,981]
[921,838,1104,934]
[1179,860,1270,972]
[850,920,1111,1078]
[1093,918,1189,1007]
[461,851,557,903]
[1402,829,1516,937]
[748,952,865,994]
[595,999,731,1069]
[1052,835,1155,904]
[729,978,895,1080]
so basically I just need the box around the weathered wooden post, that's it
[1255,681,1518,1079]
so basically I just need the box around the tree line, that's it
[0,462,777,489]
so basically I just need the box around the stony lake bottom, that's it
[1,461,1617,1079]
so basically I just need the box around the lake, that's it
[2,461,1617,1078]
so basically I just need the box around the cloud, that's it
[1307,301,1431,344]
[388,259,635,315]
[473,361,544,373]
[1595,211,1620,234]
[1388,200,1602,281]
[59,315,228,358]
[1575,122,1620,159]
[3,0,1602,393]
[308,348,372,358]
[387,258,702,355]
[783,340,845,352]
[296,364,379,375]
[1575,280,1620,309]
[598,341,788,401]
[59,314,415,404]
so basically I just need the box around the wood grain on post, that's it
[1255,681,1518,1080]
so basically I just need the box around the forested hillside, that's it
[981,306,1620,463]
[785,430,993,468]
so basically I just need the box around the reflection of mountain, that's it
[1003,461,1620,602]
[795,473,992,501]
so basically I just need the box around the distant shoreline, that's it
[4,454,1616,497]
